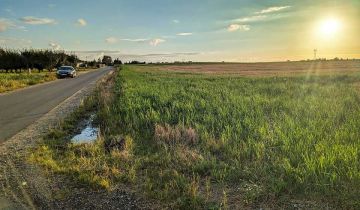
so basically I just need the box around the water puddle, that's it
[71,114,99,144]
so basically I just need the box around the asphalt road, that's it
[0,67,113,143]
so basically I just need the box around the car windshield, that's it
[59,67,73,70]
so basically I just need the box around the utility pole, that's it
[314,49,317,60]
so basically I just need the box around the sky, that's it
[0,0,359,62]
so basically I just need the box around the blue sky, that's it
[0,0,359,62]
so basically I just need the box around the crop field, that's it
[160,60,360,76]
[32,62,360,209]
[0,72,57,93]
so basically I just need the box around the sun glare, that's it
[318,18,342,38]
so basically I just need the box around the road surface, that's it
[0,67,113,143]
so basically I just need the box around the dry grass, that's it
[154,124,198,146]
[160,60,360,76]
[0,72,57,93]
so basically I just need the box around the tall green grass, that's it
[108,66,359,208]
[32,65,360,208]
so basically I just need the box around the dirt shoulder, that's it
[0,69,152,209]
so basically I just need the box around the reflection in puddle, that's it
[71,114,99,144]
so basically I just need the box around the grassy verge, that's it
[31,65,360,209]
[0,68,97,93]
[0,72,57,93]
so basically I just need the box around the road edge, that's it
[0,68,114,209]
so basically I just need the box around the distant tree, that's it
[129,60,146,65]
[0,48,81,72]
[65,54,79,66]
[102,55,113,65]
[0,49,25,72]
[113,58,122,65]
[88,59,97,67]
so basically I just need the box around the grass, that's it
[31,65,360,209]
[0,72,57,93]
[0,68,96,93]
[29,71,139,190]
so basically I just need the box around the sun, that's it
[318,18,342,38]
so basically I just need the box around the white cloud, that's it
[233,15,267,23]
[0,20,28,32]
[49,42,61,50]
[227,24,250,32]
[173,19,180,23]
[0,19,13,32]
[120,38,149,42]
[105,37,118,44]
[106,37,152,44]
[176,32,193,36]
[255,6,291,14]
[20,16,56,25]
[230,6,290,25]
[230,6,290,24]
[76,18,87,26]
[17,25,28,32]
[227,24,239,32]
[149,38,165,46]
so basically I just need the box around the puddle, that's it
[71,114,99,144]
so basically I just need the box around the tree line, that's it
[0,48,79,73]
